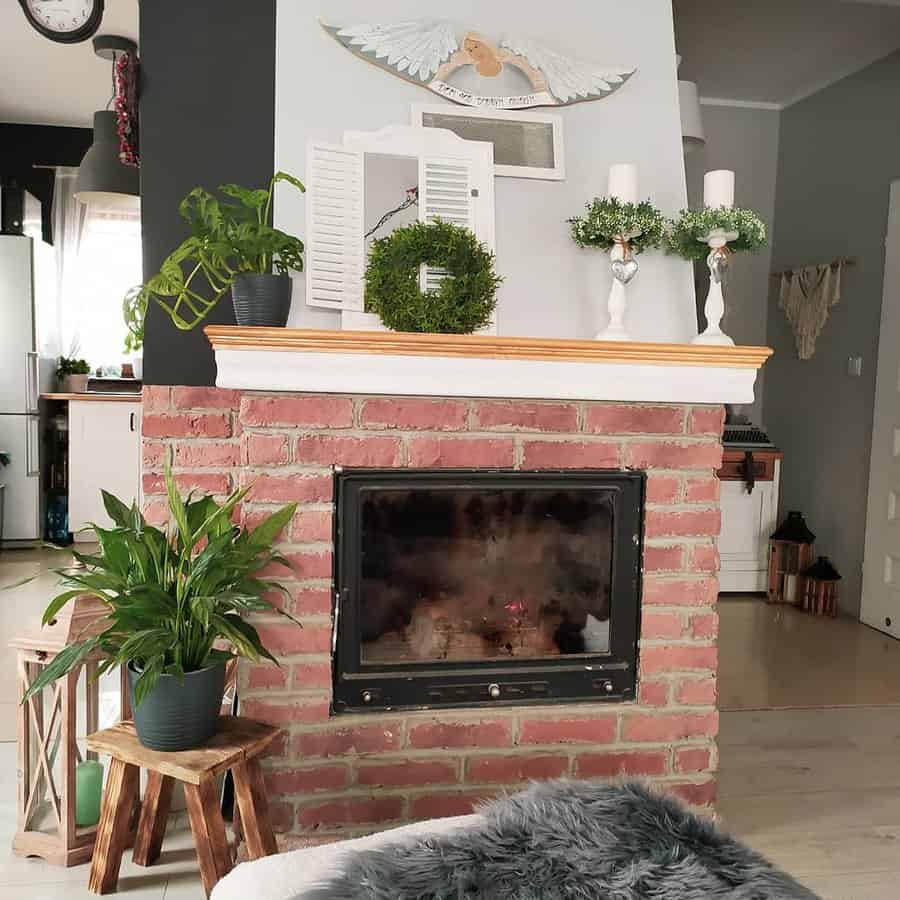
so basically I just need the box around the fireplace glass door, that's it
[333,470,644,712]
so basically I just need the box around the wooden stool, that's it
[85,716,281,897]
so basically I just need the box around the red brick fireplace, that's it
[142,384,724,839]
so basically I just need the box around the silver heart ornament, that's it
[708,251,730,285]
[611,257,639,285]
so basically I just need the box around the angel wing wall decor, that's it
[321,20,635,109]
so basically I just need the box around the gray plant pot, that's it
[62,374,90,393]
[231,273,292,327]
[127,661,226,751]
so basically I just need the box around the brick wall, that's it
[142,386,724,838]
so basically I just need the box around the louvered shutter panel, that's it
[305,142,365,311]
[418,156,476,293]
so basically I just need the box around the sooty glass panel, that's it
[358,488,614,664]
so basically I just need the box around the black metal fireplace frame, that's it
[331,468,645,714]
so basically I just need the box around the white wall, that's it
[275,0,698,343]
[685,103,781,424]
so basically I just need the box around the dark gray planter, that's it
[127,661,226,751]
[231,273,292,327]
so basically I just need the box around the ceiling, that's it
[0,1,898,124]
[675,0,900,106]
[0,0,138,127]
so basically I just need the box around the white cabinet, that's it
[718,454,781,593]
[68,400,142,540]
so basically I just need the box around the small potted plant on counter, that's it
[23,455,300,751]
[123,285,146,379]
[132,171,306,331]
[56,356,92,393]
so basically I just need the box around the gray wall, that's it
[140,0,276,386]
[276,0,699,343]
[685,104,780,425]
[763,51,900,616]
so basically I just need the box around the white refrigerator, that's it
[0,235,59,545]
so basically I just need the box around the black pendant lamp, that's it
[74,35,139,209]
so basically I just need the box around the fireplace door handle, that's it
[332,589,346,654]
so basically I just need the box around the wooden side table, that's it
[86,716,281,897]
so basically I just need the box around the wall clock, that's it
[19,0,104,45]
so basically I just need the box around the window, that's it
[53,168,143,370]
[62,207,142,369]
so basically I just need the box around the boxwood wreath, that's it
[365,219,502,334]
[667,207,767,261]
[568,198,666,254]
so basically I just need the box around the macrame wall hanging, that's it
[777,260,847,360]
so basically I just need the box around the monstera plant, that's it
[134,171,305,331]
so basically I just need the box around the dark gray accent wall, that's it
[140,0,276,386]
[763,52,900,616]
[0,123,92,243]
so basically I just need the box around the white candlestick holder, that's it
[692,228,739,346]
[595,237,639,342]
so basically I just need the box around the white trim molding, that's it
[207,327,770,405]
[699,96,784,111]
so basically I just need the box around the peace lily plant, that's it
[23,454,300,751]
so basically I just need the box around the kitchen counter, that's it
[41,392,143,403]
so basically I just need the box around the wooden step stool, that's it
[86,716,281,897]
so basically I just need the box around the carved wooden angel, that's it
[321,20,635,109]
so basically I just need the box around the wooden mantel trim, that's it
[205,326,772,370]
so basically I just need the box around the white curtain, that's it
[52,168,142,368]
[51,167,85,358]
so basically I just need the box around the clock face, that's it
[20,0,104,44]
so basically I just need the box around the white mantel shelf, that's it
[206,327,772,405]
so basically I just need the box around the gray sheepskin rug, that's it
[303,780,818,900]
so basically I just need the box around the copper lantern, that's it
[768,511,816,605]
[800,556,841,617]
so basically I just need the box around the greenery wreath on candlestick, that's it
[666,207,768,261]
[365,219,502,334]
[568,198,666,254]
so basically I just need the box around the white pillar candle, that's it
[608,163,638,204]
[704,169,735,209]
[784,574,798,604]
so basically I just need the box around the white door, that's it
[862,181,900,635]
[68,401,142,540]
[0,415,41,542]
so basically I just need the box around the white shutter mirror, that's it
[305,126,496,332]
[305,141,365,311]
[419,156,474,296]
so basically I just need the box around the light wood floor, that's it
[719,706,900,899]
[1,710,897,899]
[718,595,900,710]
[1,553,899,897]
